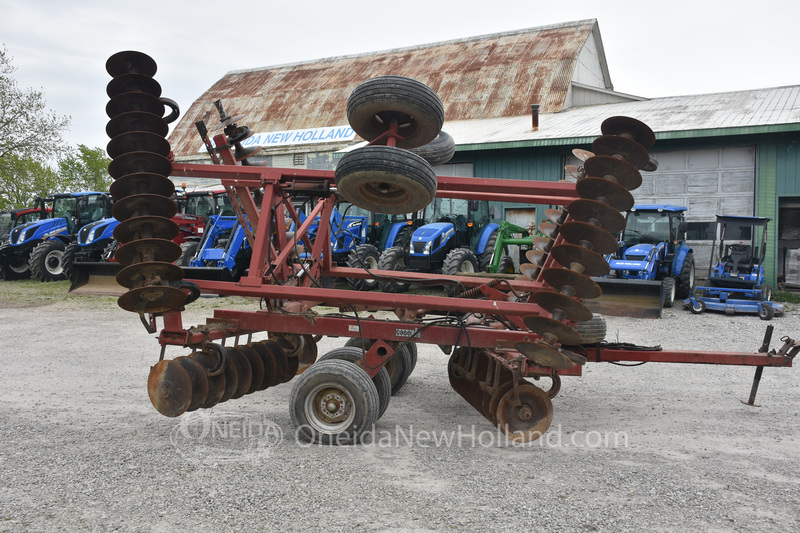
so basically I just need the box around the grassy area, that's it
[774,291,800,304]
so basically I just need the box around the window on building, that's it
[687,221,716,240]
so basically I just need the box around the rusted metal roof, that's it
[168,19,600,156]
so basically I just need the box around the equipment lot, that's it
[1,286,798,532]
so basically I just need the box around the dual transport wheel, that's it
[335,76,446,214]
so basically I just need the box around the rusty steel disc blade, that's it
[107,131,171,159]
[147,360,192,417]
[643,156,659,172]
[575,177,635,212]
[237,345,266,395]
[106,50,157,78]
[213,114,245,131]
[108,151,172,180]
[591,135,650,170]
[173,356,209,412]
[118,284,187,314]
[114,216,179,244]
[495,383,554,442]
[106,111,168,139]
[533,291,594,323]
[538,222,559,240]
[532,236,553,253]
[115,261,183,289]
[188,351,226,408]
[523,315,583,346]
[566,198,626,234]
[564,164,584,180]
[112,193,178,221]
[106,91,165,119]
[600,116,656,149]
[217,352,239,403]
[235,145,262,161]
[583,155,643,191]
[249,342,278,390]
[572,148,594,161]
[525,249,547,266]
[106,73,162,99]
[544,208,567,225]
[110,173,175,201]
[562,349,588,365]
[297,335,318,366]
[541,267,602,299]
[519,262,540,281]
[261,340,290,385]
[225,347,253,400]
[114,238,181,266]
[550,243,610,277]
[559,221,620,255]
[515,340,575,369]
[487,379,516,425]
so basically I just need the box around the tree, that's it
[0,154,60,209]
[57,145,112,192]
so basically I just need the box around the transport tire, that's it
[344,337,414,395]
[409,130,455,166]
[318,346,391,419]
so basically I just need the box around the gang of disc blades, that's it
[591,135,650,170]
[550,244,610,277]
[600,116,656,149]
[106,92,165,119]
[566,198,626,234]
[118,284,187,314]
[544,208,566,225]
[575,177,635,212]
[522,315,583,345]
[110,172,175,201]
[558,221,620,255]
[583,155,643,191]
[538,222,559,239]
[116,261,183,289]
[572,148,594,161]
[515,341,574,370]
[107,131,171,159]
[106,73,162,99]
[519,263,540,281]
[541,267,602,299]
[533,291,594,323]
[114,216,179,244]
[114,238,181,266]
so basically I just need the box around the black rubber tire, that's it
[443,248,479,296]
[346,243,380,291]
[344,338,414,395]
[346,75,444,149]
[409,130,455,167]
[1,247,31,279]
[690,299,705,315]
[393,226,414,251]
[575,313,607,344]
[29,240,67,281]
[377,246,411,293]
[290,359,380,445]
[497,255,516,274]
[758,303,775,321]
[318,346,391,419]
[335,145,437,214]
[662,277,676,308]
[62,241,79,282]
[177,241,199,267]
[675,253,695,299]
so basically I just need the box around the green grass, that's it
[773,291,800,304]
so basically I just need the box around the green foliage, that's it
[57,145,112,193]
[773,291,800,304]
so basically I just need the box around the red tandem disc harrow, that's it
[97,51,799,445]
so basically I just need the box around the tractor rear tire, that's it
[290,359,380,445]
[478,232,499,272]
[62,241,79,282]
[317,346,391,419]
[29,240,67,282]
[346,244,380,291]
[662,277,676,308]
[2,252,32,280]
[409,130,455,167]
[443,248,479,296]
[335,145,437,214]
[346,75,444,149]
[377,246,411,293]
[497,255,516,274]
[675,253,695,299]
[393,226,414,251]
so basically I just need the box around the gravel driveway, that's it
[1,290,798,532]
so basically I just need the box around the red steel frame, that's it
[158,139,796,384]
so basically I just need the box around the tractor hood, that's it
[9,218,68,246]
[78,218,119,245]
[608,243,655,271]
[410,222,455,256]
[623,243,655,260]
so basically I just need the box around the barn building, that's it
[167,19,800,289]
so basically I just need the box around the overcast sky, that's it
[2,0,798,153]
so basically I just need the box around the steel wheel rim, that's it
[46,250,65,275]
[304,382,356,434]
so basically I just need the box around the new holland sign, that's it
[201,125,356,152]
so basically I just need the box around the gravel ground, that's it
[1,288,799,532]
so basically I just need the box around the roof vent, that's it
[531,104,540,131]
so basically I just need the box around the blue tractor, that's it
[684,215,784,320]
[376,198,504,294]
[179,214,251,282]
[0,192,113,281]
[598,204,695,312]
